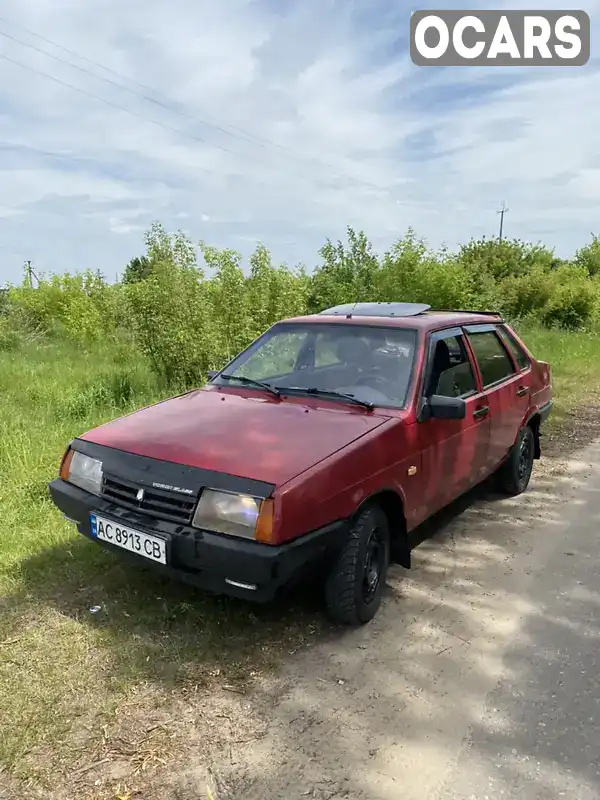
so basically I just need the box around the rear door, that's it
[464,324,530,472]
[417,327,491,516]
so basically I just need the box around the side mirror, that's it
[425,394,466,421]
[206,370,219,381]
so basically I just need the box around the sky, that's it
[0,0,599,284]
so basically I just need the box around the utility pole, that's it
[24,260,40,288]
[497,201,509,242]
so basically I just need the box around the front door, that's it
[416,328,491,520]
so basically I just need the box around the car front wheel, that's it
[496,424,535,496]
[324,505,390,626]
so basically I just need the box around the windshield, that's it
[212,323,417,409]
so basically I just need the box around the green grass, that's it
[514,322,600,432]
[1,326,600,796]
[0,339,323,797]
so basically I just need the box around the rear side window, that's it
[467,331,516,388]
[497,326,530,371]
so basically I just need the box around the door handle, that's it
[516,385,529,397]
[473,405,489,419]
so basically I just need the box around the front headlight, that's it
[192,489,271,540]
[63,450,103,496]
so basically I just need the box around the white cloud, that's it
[0,0,599,284]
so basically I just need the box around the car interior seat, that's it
[428,340,452,396]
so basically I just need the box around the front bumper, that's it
[48,478,347,602]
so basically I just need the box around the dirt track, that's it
[172,435,600,800]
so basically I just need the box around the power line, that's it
[0,20,424,204]
[2,142,122,171]
[0,27,253,156]
[3,50,370,207]
[0,16,418,196]
[0,51,243,161]
[0,53,424,212]
[497,201,509,242]
[0,51,371,204]
[0,18,289,146]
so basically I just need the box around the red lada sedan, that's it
[49,303,552,625]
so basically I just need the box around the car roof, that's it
[281,302,503,332]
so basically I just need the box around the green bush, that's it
[574,235,600,278]
[124,224,215,387]
[5,224,600,383]
[8,270,123,343]
[499,264,597,330]
[307,227,381,312]
[457,237,556,281]
[540,266,597,330]
[497,267,554,320]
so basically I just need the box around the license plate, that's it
[89,513,167,565]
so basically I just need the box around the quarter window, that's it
[467,331,516,388]
[497,327,530,371]
[426,334,477,398]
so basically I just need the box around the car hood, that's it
[81,387,391,487]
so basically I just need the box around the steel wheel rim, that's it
[518,434,532,481]
[362,527,385,604]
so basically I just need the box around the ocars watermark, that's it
[410,10,590,66]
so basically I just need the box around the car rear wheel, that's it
[324,505,390,626]
[496,425,535,496]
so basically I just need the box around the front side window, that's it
[425,333,477,398]
[214,323,418,408]
[467,330,516,388]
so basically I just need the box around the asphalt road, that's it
[199,439,600,800]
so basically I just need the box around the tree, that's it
[307,227,380,312]
[457,237,555,281]
[574,235,600,277]
[122,255,152,284]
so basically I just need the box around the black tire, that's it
[324,505,390,626]
[496,425,535,496]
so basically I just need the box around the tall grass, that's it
[514,322,600,430]
[0,339,322,791]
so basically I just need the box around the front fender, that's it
[275,418,420,544]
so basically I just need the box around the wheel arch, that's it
[525,410,542,459]
[353,488,411,569]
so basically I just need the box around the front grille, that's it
[102,475,196,524]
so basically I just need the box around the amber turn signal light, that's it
[255,498,275,544]
[59,448,74,481]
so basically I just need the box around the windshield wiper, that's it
[217,373,280,398]
[276,386,373,411]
